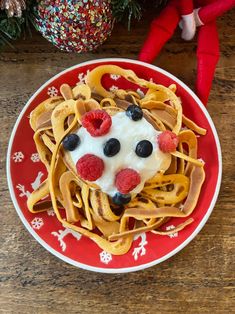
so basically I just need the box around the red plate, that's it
[7,58,222,273]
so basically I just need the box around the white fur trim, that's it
[194,8,204,26]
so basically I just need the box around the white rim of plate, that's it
[7,58,222,274]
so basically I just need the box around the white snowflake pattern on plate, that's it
[12,151,24,162]
[51,227,82,251]
[47,86,58,97]
[30,153,40,163]
[179,204,184,211]
[16,184,31,198]
[110,74,120,80]
[166,225,178,238]
[31,171,44,190]
[132,233,148,260]
[180,126,189,131]
[47,208,55,216]
[15,171,44,200]
[31,217,44,230]
[109,85,118,92]
[77,70,90,85]
[100,251,112,264]
[136,88,145,98]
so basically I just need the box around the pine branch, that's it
[112,0,168,30]
[112,0,142,30]
[0,0,37,49]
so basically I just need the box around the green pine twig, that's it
[112,0,168,30]
[0,0,38,50]
[112,0,142,30]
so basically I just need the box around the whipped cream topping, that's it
[70,112,171,197]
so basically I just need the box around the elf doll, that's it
[139,0,235,105]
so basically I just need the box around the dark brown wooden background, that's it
[0,8,234,314]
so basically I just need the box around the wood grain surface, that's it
[0,8,234,314]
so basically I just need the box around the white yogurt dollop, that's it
[70,112,171,197]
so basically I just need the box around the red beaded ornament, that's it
[35,0,114,53]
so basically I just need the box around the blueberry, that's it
[135,140,153,158]
[126,104,143,121]
[112,193,131,205]
[63,134,80,151]
[103,138,120,157]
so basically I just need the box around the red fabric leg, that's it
[198,0,235,24]
[196,21,220,105]
[138,2,180,63]
[178,0,194,15]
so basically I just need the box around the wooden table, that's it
[1,9,234,314]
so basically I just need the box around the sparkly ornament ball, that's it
[35,0,114,53]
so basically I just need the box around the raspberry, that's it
[76,154,104,181]
[158,130,179,153]
[115,168,141,194]
[82,110,112,137]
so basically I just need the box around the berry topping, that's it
[63,134,80,151]
[126,104,143,121]
[103,138,120,157]
[135,140,153,158]
[82,110,112,137]
[112,193,131,205]
[115,168,141,194]
[76,154,104,181]
[158,130,179,153]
